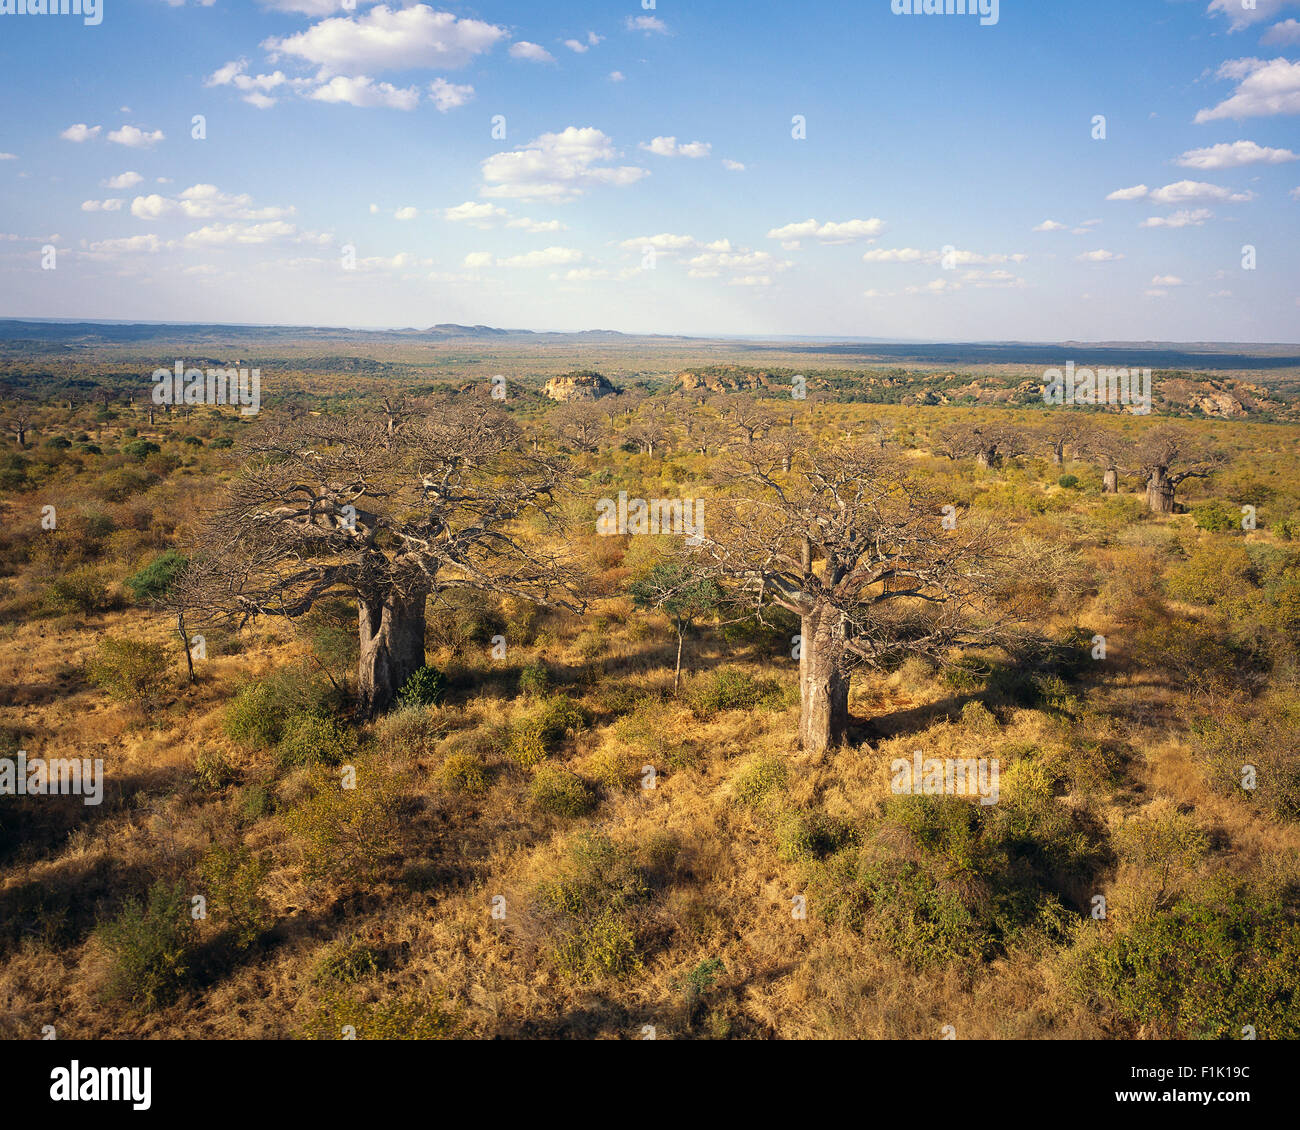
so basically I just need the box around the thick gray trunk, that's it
[799,603,850,755]
[357,587,428,716]
[1103,468,1118,494]
[1147,469,1175,514]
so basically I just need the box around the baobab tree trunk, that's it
[1051,443,1064,466]
[798,602,850,755]
[356,586,429,716]
[1146,469,1175,514]
[976,448,995,470]
[1103,468,1118,494]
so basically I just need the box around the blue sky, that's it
[1,0,1298,339]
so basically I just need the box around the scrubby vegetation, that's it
[2,346,1299,1040]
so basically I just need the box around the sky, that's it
[0,0,1298,340]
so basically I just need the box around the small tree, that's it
[628,562,723,692]
[936,422,1027,469]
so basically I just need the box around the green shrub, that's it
[238,784,274,824]
[86,636,170,711]
[299,990,460,1040]
[224,668,336,748]
[210,436,235,449]
[507,696,589,768]
[732,756,787,810]
[688,666,785,715]
[125,550,187,602]
[1071,880,1300,1039]
[396,665,444,709]
[285,761,403,882]
[98,880,195,1010]
[47,565,116,615]
[276,714,356,769]
[197,844,271,949]
[122,439,161,460]
[193,748,236,791]
[530,766,598,817]
[1057,474,1079,489]
[1191,501,1240,533]
[440,750,490,795]
[312,936,384,985]
[518,660,550,697]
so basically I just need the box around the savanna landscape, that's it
[2,329,1298,1042]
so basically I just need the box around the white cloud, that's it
[1207,0,1300,31]
[1077,249,1124,261]
[1292,186,1300,199]
[721,159,745,172]
[507,216,565,233]
[102,170,146,188]
[466,246,585,269]
[608,71,626,82]
[1262,18,1300,44]
[108,125,165,148]
[1033,220,1067,231]
[428,78,474,111]
[130,185,294,222]
[311,76,420,110]
[510,41,555,63]
[626,15,668,33]
[1107,180,1252,204]
[1195,57,1300,123]
[184,221,300,247]
[1140,209,1214,228]
[905,278,961,295]
[480,126,648,201]
[81,199,124,212]
[267,4,507,72]
[619,233,701,252]
[394,206,420,220]
[639,136,712,158]
[206,59,291,107]
[87,234,167,254]
[767,218,885,245]
[1176,139,1298,168]
[0,153,16,161]
[552,267,609,281]
[444,201,508,226]
[1151,274,1184,286]
[587,31,603,46]
[564,39,589,53]
[687,249,789,278]
[862,247,1026,266]
[60,123,101,142]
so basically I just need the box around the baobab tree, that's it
[550,400,609,453]
[717,394,781,448]
[936,422,1027,469]
[181,401,583,715]
[1036,415,1094,467]
[1133,426,1226,514]
[1079,431,1133,494]
[700,440,1016,754]
[4,405,33,448]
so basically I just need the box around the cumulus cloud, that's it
[267,4,507,72]
[638,136,712,158]
[183,221,300,247]
[130,185,294,222]
[428,78,474,111]
[1195,57,1300,123]
[1151,274,1185,286]
[102,171,143,189]
[608,71,626,82]
[1140,209,1214,228]
[109,125,165,148]
[766,218,886,244]
[1262,18,1300,44]
[510,41,555,63]
[310,75,420,109]
[626,15,668,33]
[87,234,167,254]
[60,123,101,142]
[862,247,1026,266]
[465,246,585,268]
[1207,0,1300,31]
[1033,220,1067,231]
[1177,139,1299,168]
[480,126,648,201]
[1077,249,1124,261]
[206,59,292,107]
[722,159,745,171]
[394,206,420,220]
[1107,180,1252,204]
[81,199,124,212]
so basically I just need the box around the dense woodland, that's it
[1,354,1299,1039]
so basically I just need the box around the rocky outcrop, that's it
[543,371,617,402]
